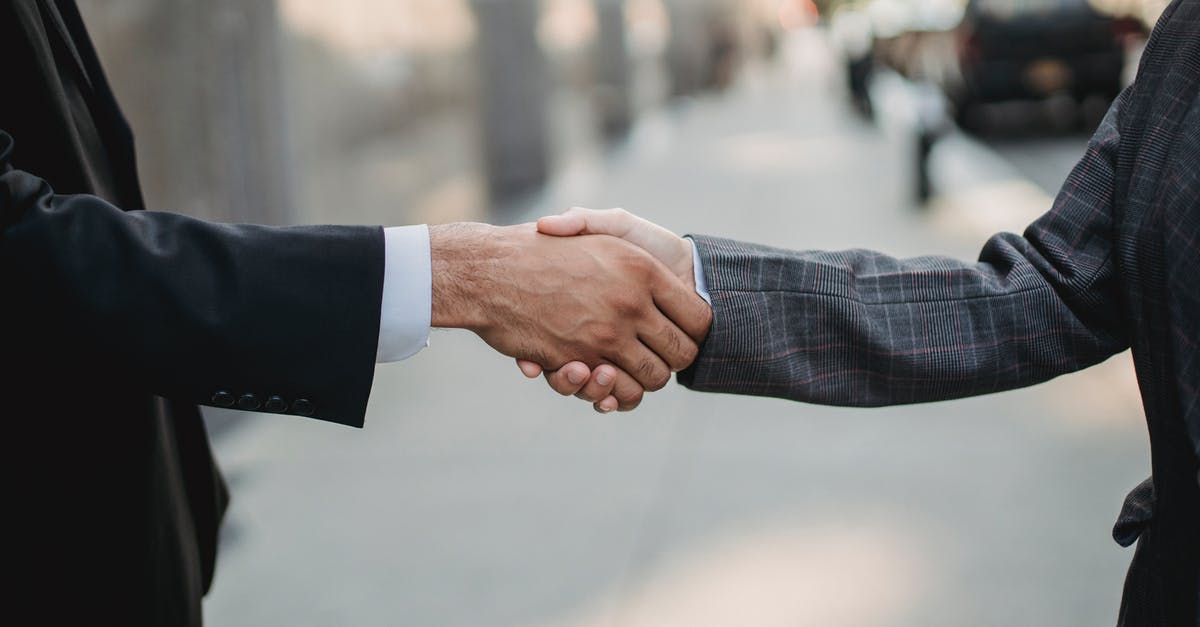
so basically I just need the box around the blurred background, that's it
[78,0,1170,625]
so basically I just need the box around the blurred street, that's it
[201,29,1150,627]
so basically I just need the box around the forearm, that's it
[679,234,1128,406]
[1,167,384,426]
[679,89,1132,406]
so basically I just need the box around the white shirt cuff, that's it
[687,237,712,306]
[376,225,432,363]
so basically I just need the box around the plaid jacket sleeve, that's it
[679,93,1130,406]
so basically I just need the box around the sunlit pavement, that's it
[203,30,1149,627]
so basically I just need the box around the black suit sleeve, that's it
[0,130,384,427]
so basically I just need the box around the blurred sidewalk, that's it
[203,29,1149,627]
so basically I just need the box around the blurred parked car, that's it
[867,0,1146,128]
[949,0,1145,124]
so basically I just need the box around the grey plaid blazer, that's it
[680,2,1199,624]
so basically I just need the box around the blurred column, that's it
[470,0,550,202]
[80,0,292,225]
[593,0,634,136]
[662,0,711,96]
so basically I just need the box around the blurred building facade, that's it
[79,0,291,224]
[78,0,782,227]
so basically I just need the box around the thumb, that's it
[538,207,637,238]
[536,212,588,237]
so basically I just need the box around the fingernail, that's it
[596,370,613,386]
[567,369,585,385]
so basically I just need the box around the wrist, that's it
[685,236,712,306]
[429,222,500,331]
[678,238,696,290]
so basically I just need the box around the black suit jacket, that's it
[681,2,1199,624]
[1,2,384,624]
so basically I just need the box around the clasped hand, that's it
[431,209,706,413]
[519,208,706,412]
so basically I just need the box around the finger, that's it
[517,359,543,378]
[638,314,700,372]
[544,362,592,396]
[609,369,645,411]
[579,363,638,413]
[650,271,713,343]
[594,397,620,414]
[610,341,672,392]
[574,364,619,403]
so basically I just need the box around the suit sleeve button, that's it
[211,391,235,408]
[237,393,261,411]
[291,398,314,416]
[264,396,288,413]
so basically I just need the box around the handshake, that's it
[432,207,709,413]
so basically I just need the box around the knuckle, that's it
[601,328,624,348]
[622,249,653,273]
[616,386,643,406]
[640,361,670,391]
[663,340,688,372]
[577,379,610,402]
[551,378,576,396]
[589,323,620,346]
[614,297,644,318]
[542,369,565,390]
[578,386,604,403]
[665,325,683,353]
[678,340,699,367]
[575,389,602,402]
[698,305,714,336]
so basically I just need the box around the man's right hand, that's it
[429,222,711,393]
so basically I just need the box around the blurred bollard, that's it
[471,0,550,203]
[915,126,937,204]
[830,6,876,119]
[913,81,951,206]
[846,53,874,119]
[662,0,711,96]
[663,0,742,96]
[594,0,634,137]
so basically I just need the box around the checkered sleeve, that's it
[678,91,1130,406]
